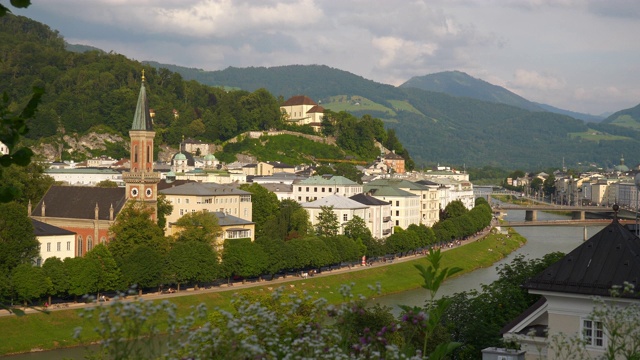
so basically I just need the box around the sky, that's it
[15,0,640,116]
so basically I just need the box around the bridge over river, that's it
[493,203,637,226]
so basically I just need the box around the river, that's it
[4,207,608,359]
[372,208,606,313]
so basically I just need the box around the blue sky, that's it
[15,0,640,116]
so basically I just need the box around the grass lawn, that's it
[0,231,525,356]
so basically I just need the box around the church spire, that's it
[131,70,153,131]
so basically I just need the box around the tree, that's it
[96,179,118,188]
[0,85,44,203]
[442,200,468,221]
[156,194,173,230]
[262,199,311,241]
[120,245,165,292]
[108,202,168,261]
[42,257,69,304]
[343,215,373,245]
[0,202,39,273]
[315,206,340,237]
[11,264,51,306]
[85,244,121,295]
[220,238,267,282]
[239,183,279,237]
[543,174,556,196]
[64,256,100,301]
[172,210,221,245]
[0,162,54,206]
[166,241,218,290]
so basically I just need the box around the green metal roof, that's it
[131,77,153,131]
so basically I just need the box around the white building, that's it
[350,193,394,238]
[301,194,369,236]
[366,179,440,227]
[45,168,123,186]
[293,175,363,203]
[159,182,253,234]
[31,218,76,266]
[363,184,421,229]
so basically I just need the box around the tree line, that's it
[0,183,492,307]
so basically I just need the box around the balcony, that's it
[383,216,392,222]
[383,229,392,235]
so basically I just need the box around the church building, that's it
[30,71,160,257]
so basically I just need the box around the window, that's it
[46,242,51,252]
[396,210,400,216]
[87,236,93,251]
[314,187,317,192]
[306,187,309,192]
[322,188,325,193]
[177,198,181,204]
[77,236,83,256]
[583,319,605,347]
[343,214,348,221]
[180,209,184,215]
[328,188,332,192]
[67,241,71,251]
[100,236,106,244]
[57,242,61,251]
[396,201,399,206]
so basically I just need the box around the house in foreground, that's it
[502,213,640,359]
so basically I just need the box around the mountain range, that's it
[4,14,640,171]
[143,61,640,170]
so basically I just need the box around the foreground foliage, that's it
[77,250,460,360]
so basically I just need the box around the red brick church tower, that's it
[122,70,161,221]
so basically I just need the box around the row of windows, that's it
[45,241,72,252]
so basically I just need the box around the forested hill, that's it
[2,15,400,166]
[400,71,545,112]
[148,62,640,169]
[601,103,640,129]
[7,14,640,169]
[400,71,604,123]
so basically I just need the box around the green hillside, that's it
[602,103,640,129]
[152,61,640,169]
[400,70,544,112]
[7,14,640,170]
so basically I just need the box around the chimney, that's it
[109,204,114,221]
[41,201,46,217]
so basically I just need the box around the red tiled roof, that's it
[307,105,324,113]
[282,95,317,106]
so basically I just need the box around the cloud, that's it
[510,70,565,91]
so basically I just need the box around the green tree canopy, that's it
[315,206,340,237]
[0,202,39,272]
[11,264,51,306]
[85,244,121,294]
[167,241,218,290]
[108,202,168,260]
[239,183,279,237]
[120,245,165,291]
[172,210,221,245]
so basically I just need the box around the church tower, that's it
[122,70,161,220]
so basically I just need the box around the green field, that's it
[609,115,640,130]
[388,100,424,115]
[0,231,525,356]
[322,95,396,115]
[568,128,631,141]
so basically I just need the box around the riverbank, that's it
[0,228,526,357]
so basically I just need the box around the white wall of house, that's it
[293,178,363,203]
[304,206,369,236]
[45,169,123,186]
[36,233,76,266]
